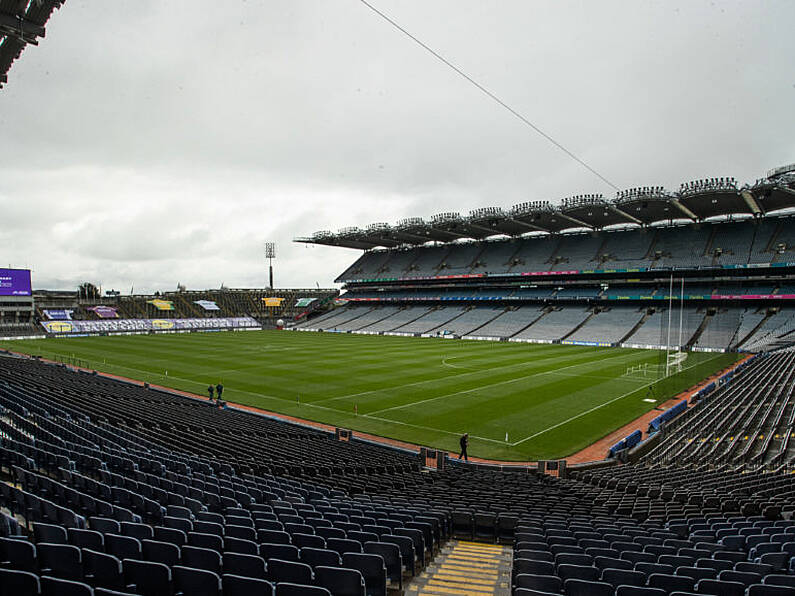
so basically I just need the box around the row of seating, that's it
[5,352,795,596]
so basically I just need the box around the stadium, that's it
[2,2,795,596]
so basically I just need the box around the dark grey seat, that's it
[300,546,341,568]
[181,545,222,575]
[364,541,402,590]
[222,573,274,596]
[173,565,222,596]
[274,582,331,596]
[315,565,366,596]
[223,551,267,580]
[0,568,40,596]
[123,559,172,596]
[38,542,83,581]
[40,575,94,596]
[82,549,125,591]
[267,557,314,584]
[343,552,387,596]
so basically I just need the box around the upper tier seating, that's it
[336,217,795,282]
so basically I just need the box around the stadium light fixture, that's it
[265,242,276,289]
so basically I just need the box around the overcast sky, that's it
[1,0,793,293]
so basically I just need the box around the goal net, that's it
[625,351,688,379]
[624,363,666,378]
[666,350,688,375]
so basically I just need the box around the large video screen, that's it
[0,268,32,296]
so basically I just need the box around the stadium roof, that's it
[296,168,795,250]
[0,0,65,89]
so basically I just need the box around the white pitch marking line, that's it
[509,353,724,446]
[314,345,596,404]
[368,349,643,417]
[441,355,481,371]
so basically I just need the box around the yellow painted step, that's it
[458,541,502,549]
[446,554,500,569]
[432,572,497,586]
[427,579,495,594]
[435,564,498,578]
[419,589,494,596]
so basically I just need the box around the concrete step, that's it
[405,539,512,596]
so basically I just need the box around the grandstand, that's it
[295,165,795,355]
[1,165,794,595]
[0,287,339,340]
[4,0,795,590]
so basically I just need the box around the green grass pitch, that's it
[0,331,740,460]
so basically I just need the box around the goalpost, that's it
[625,276,688,379]
[665,275,687,377]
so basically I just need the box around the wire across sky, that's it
[358,0,621,191]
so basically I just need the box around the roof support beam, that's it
[558,213,592,229]
[428,227,469,240]
[506,217,547,233]
[609,206,644,226]
[741,190,762,216]
[669,198,699,220]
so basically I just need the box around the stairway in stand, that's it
[405,540,512,596]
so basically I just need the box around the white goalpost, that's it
[625,276,688,379]
[666,276,687,377]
